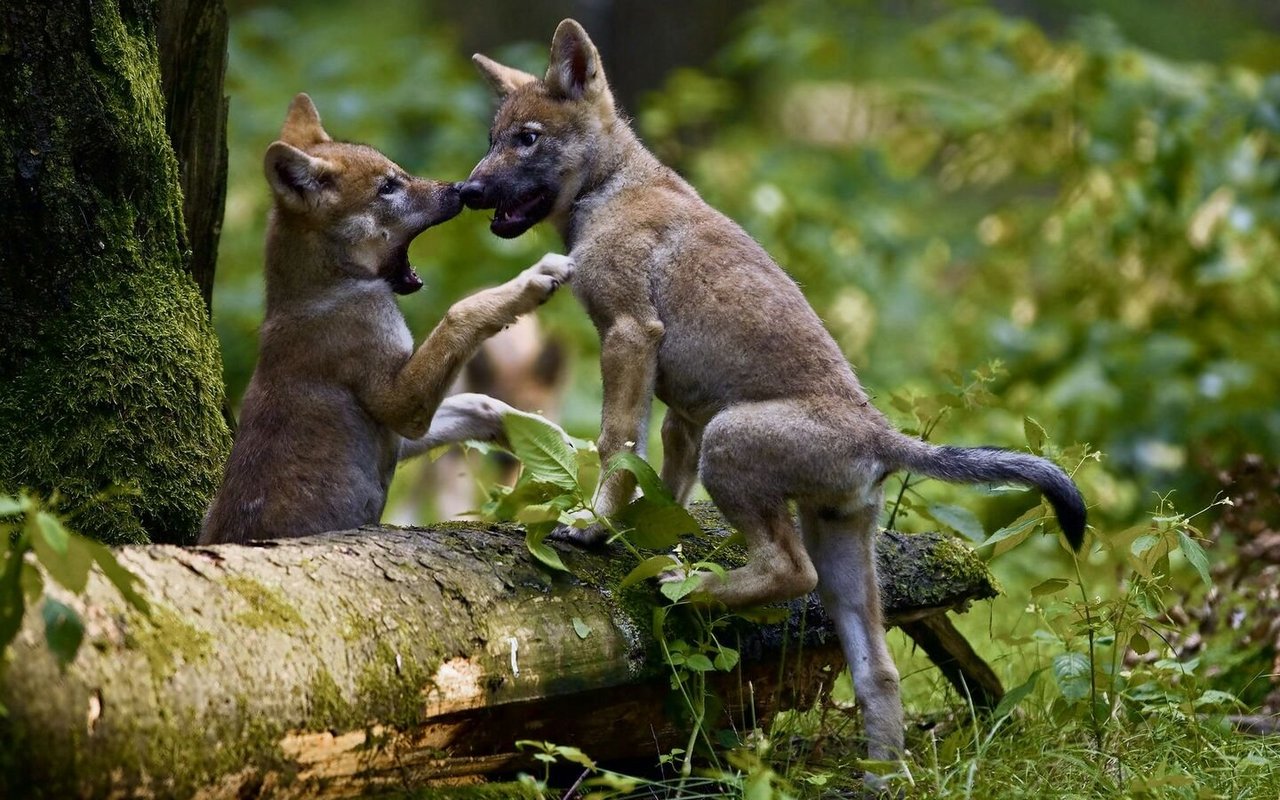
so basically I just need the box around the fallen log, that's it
[0,504,998,799]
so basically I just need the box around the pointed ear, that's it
[545,19,610,105]
[472,54,537,98]
[263,141,332,210]
[279,93,331,147]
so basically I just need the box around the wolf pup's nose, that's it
[457,180,491,210]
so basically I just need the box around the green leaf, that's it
[0,552,27,652]
[515,496,574,524]
[1030,578,1070,596]
[575,445,601,500]
[82,540,149,615]
[488,477,569,521]
[979,509,1044,557]
[41,597,84,669]
[1052,652,1092,703]
[1130,632,1150,655]
[713,646,740,671]
[1176,529,1212,587]
[685,653,715,672]
[19,562,43,603]
[606,452,674,503]
[34,511,68,555]
[503,412,578,490]
[620,555,679,589]
[993,668,1043,719]
[551,744,596,770]
[927,503,985,543]
[1023,416,1047,455]
[660,573,703,603]
[571,617,592,639]
[0,496,20,516]
[30,514,92,594]
[617,497,701,549]
[525,522,570,572]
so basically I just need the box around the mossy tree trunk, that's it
[0,0,233,545]
[0,509,999,799]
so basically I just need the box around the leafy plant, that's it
[0,492,150,690]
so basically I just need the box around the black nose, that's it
[457,180,491,210]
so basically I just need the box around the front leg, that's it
[360,253,573,438]
[555,315,664,545]
[397,393,515,461]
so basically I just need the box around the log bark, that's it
[0,1,233,545]
[0,506,997,799]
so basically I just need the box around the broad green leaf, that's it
[82,540,149,615]
[551,744,596,770]
[685,653,715,672]
[30,515,91,594]
[1176,529,1212,587]
[980,509,1043,557]
[516,496,574,524]
[41,597,84,669]
[660,573,703,603]
[527,539,569,573]
[993,668,1043,719]
[34,511,68,555]
[489,477,568,521]
[0,496,20,516]
[927,503,985,543]
[620,555,679,589]
[713,646,740,672]
[1023,417,1047,455]
[1052,652,1092,703]
[571,617,592,639]
[503,412,577,490]
[605,452,673,504]
[525,521,569,572]
[575,445,601,500]
[617,497,701,549]
[1193,689,1241,709]
[1129,632,1150,655]
[19,561,43,603]
[1030,578,1070,596]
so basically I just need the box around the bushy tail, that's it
[886,433,1086,550]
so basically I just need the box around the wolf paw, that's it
[549,521,608,547]
[518,253,575,307]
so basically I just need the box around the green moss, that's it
[306,668,356,730]
[355,639,435,729]
[225,576,305,630]
[0,0,232,546]
[124,605,212,680]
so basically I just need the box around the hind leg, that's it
[690,404,819,607]
[660,408,702,505]
[799,498,904,763]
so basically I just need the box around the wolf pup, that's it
[458,22,1086,762]
[200,94,573,545]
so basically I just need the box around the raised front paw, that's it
[446,392,514,444]
[516,253,575,309]
[549,521,609,547]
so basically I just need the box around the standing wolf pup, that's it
[200,94,573,545]
[459,21,1086,763]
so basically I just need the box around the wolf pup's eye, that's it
[378,177,403,197]
[517,130,539,147]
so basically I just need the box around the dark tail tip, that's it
[1046,487,1087,552]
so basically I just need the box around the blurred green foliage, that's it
[215,0,1280,538]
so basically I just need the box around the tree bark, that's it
[0,507,998,799]
[0,1,233,545]
[157,0,229,314]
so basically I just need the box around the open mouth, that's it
[491,187,555,239]
[383,242,423,295]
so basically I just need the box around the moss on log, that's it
[0,506,996,799]
[0,1,232,545]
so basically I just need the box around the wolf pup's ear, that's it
[264,141,333,211]
[472,54,537,98]
[279,93,331,148]
[545,19,611,107]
